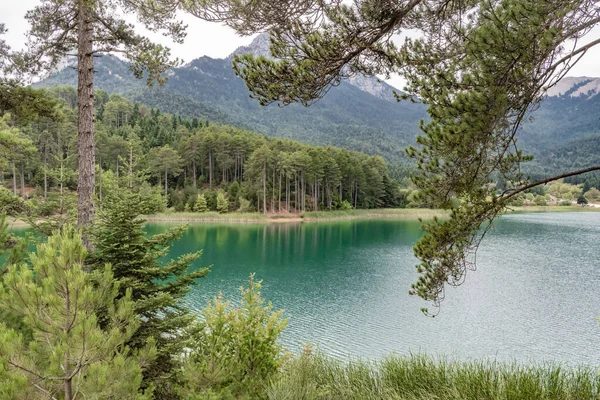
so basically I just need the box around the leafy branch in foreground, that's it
[404,0,600,314]
[0,226,155,399]
[196,0,600,313]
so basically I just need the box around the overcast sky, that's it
[2,0,600,91]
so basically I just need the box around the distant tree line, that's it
[4,86,408,215]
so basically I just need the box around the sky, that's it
[2,0,600,91]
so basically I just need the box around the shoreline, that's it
[8,206,600,227]
[143,209,448,224]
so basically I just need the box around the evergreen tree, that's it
[216,191,229,214]
[177,275,287,399]
[23,0,186,229]
[0,226,155,399]
[194,193,209,212]
[90,190,210,397]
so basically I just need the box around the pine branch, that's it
[502,165,600,199]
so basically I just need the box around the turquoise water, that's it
[13,212,600,364]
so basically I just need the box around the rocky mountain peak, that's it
[229,32,273,59]
[546,76,600,99]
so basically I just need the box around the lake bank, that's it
[7,205,600,227]
[144,208,448,223]
[144,206,599,223]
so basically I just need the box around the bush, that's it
[534,195,547,206]
[194,194,209,212]
[339,200,353,210]
[217,191,229,214]
[177,275,287,399]
[0,187,27,216]
[237,196,253,213]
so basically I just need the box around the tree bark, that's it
[129,143,133,191]
[263,161,267,214]
[20,161,25,199]
[164,169,168,197]
[279,169,282,212]
[12,165,17,196]
[77,1,96,231]
[192,159,197,187]
[44,143,48,199]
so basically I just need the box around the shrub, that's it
[177,275,287,399]
[194,194,209,212]
[339,200,353,210]
[237,196,253,213]
[217,191,229,214]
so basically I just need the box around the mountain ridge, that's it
[34,34,600,176]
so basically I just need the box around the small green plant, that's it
[237,196,252,213]
[339,200,353,210]
[177,275,288,399]
[194,194,209,213]
[217,191,229,214]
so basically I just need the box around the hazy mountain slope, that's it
[35,35,600,173]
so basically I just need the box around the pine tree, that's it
[90,189,210,397]
[177,275,287,399]
[0,226,155,399]
[194,193,209,212]
[23,0,186,229]
[216,191,229,214]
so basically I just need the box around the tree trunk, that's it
[192,159,197,188]
[279,169,282,212]
[209,150,213,187]
[164,169,168,197]
[272,167,275,211]
[76,1,96,231]
[12,165,17,196]
[263,161,267,214]
[20,161,25,199]
[44,143,48,199]
[129,144,133,191]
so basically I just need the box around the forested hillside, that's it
[35,38,427,163]
[34,33,600,187]
[7,87,406,217]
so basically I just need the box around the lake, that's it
[13,212,600,364]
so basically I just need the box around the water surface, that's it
[13,212,600,364]
[145,212,600,364]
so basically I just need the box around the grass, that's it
[143,208,446,223]
[300,208,447,220]
[144,211,274,222]
[269,351,600,400]
[508,205,600,213]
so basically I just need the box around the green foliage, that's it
[177,275,288,399]
[534,195,547,206]
[269,351,600,400]
[217,191,229,213]
[0,226,155,399]
[583,187,600,203]
[194,193,209,212]
[90,189,210,397]
[237,196,253,213]
[339,200,353,210]
[0,187,26,216]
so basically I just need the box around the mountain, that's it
[34,34,599,177]
[36,34,426,162]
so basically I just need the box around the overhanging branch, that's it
[502,165,600,199]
